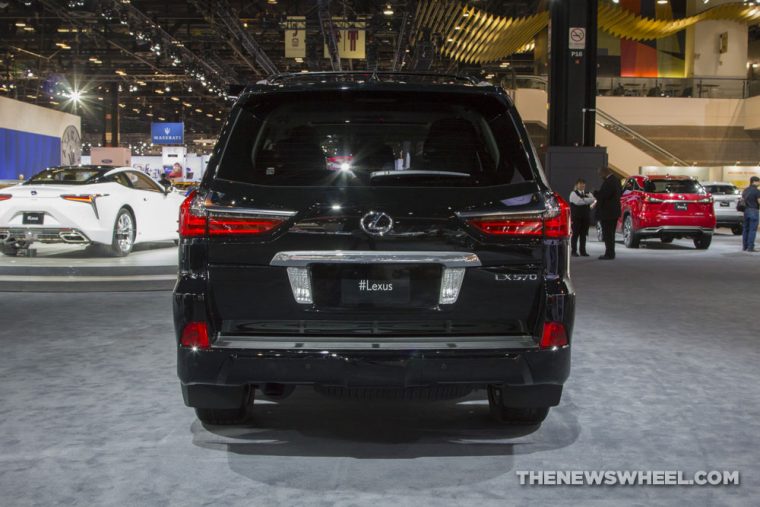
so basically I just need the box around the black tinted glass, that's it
[27,168,101,185]
[645,179,704,194]
[705,185,739,195]
[216,95,536,187]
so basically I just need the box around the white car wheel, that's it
[110,209,135,257]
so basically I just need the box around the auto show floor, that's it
[0,232,757,506]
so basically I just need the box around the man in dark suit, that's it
[593,167,622,260]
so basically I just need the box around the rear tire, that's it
[109,208,135,257]
[194,387,254,425]
[623,215,640,249]
[1,244,19,256]
[487,386,550,425]
[731,225,743,236]
[694,235,712,250]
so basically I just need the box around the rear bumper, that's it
[637,226,713,237]
[177,343,570,390]
[0,227,91,245]
[714,215,743,226]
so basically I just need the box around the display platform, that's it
[0,242,177,292]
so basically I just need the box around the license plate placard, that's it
[720,201,730,207]
[340,267,411,306]
[22,212,44,225]
[674,202,688,211]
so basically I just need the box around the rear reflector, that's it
[539,322,568,349]
[466,193,570,238]
[0,194,11,201]
[180,322,210,349]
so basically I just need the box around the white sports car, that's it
[0,165,186,256]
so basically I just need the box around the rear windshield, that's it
[645,179,705,194]
[216,94,536,187]
[26,168,101,185]
[704,184,739,195]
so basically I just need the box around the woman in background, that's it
[569,178,596,257]
[168,162,183,180]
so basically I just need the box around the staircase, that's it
[508,84,690,177]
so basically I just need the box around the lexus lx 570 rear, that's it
[173,73,574,426]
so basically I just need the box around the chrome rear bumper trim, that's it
[639,226,713,234]
[270,250,481,268]
[214,334,537,351]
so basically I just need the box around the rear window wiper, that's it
[370,170,471,180]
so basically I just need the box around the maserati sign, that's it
[151,122,184,145]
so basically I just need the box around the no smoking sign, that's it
[569,27,586,50]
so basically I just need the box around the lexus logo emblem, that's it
[360,211,394,236]
[30,190,37,196]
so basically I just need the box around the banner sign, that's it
[151,122,184,145]
[323,21,366,60]
[285,17,306,59]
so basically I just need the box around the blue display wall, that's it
[0,127,61,180]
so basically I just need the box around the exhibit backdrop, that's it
[0,96,81,180]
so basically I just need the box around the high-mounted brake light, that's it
[180,322,210,349]
[539,322,568,349]
[0,194,12,201]
[467,193,570,238]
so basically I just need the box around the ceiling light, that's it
[657,0,668,4]
[383,4,394,15]
[115,69,127,76]
[15,21,26,27]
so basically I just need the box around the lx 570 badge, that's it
[495,274,538,281]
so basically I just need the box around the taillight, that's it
[695,197,713,204]
[467,193,570,238]
[180,322,210,349]
[0,194,11,201]
[61,194,97,203]
[179,191,206,237]
[539,322,568,349]
[644,195,663,203]
[208,216,283,236]
[179,190,286,237]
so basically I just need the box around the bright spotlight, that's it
[340,162,351,172]
[69,89,82,102]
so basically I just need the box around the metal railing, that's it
[501,74,760,99]
[594,109,688,166]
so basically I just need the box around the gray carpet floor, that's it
[0,232,758,506]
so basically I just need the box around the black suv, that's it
[174,73,574,426]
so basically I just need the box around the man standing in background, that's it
[741,176,760,252]
[593,167,622,260]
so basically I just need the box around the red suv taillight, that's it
[467,193,571,238]
[539,322,568,349]
[179,190,284,237]
[180,322,210,349]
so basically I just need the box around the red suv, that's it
[617,175,716,250]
